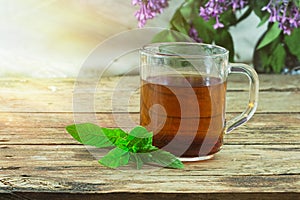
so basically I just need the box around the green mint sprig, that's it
[65,123,184,169]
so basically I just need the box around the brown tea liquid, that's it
[140,75,226,158]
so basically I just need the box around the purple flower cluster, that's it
[199,0,248,29]
[132,0,169,27]
[188,25,203,42]
[262,0,300,35]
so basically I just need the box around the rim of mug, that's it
[141,42,229,59]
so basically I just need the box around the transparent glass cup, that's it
[139,42,259,161]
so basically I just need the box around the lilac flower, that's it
[199,0,248,29]
[132,0,169,27]
[188,25,203,43]
[214,17,225,29]
[231,0,247,11]
[262,0,300,35]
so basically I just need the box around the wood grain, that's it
[0,91,299,113]
[0,113,299,145]
[1,76,299,113]
[0,75,299,92]
[0,75,299,198]
[1,144,299,176]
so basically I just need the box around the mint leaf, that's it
[99,147,130,168]
[129,126,152,138]
[130,153,144,169]
[66,123,184,169]
[129,149,184,169]
[149,149,184,169]
[127,126,153,152]
[66,123,114,148]
[101,127,128,144]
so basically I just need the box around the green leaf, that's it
[149,149,184,169]
[151,30,193,43]
[295,0,300,7]
[129,126,152,139]
[214,29,235,61]
[257,22,282,49]
[130,153,144,169]
[179,0,193,20]
[66,124,83,143]
[128,126,153,152]
[101,127,128,144]
[170,9,189,35]
[66,123,185,169]
[284,28,300,61]
[220,9,237,27]
[112,136,130,152]
[66,123,114,148]
[192,16,216,43]
[269,43,286,73]
[151,0,198,43]
[257,14,269,27]
[254,35,286,73]
[99,148,130,168]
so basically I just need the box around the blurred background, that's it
[0,0,265,78]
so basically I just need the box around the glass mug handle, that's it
[225,63,259,133]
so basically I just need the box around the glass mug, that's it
[139,42,259,161]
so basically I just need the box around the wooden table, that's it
[0,75,299,199]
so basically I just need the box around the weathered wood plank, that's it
[0,75,298,113]
[226,74,300,91]
[1,175,299,196]
[0,91,299,113]
[0,76,299,198]
[0,75,299,92]
[0,113,299,145]
[1,113,299,129]
[1,145,299,176]
[1,126,299,145]
[0,144,300,197]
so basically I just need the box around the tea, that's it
[140,75,226,157]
